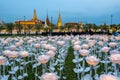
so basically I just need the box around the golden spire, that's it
[32,9,38,20]
[57,11,62,28]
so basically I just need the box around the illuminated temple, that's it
[15,9,44,26]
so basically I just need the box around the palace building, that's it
[15,9,44,26]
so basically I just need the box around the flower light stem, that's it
[42,64,46,74]
[0,66,1,79]
[90,66,93,80]
[82,57,85,80]
[105,53,108,74]
[76,51,80,80]
[115,64,119,77]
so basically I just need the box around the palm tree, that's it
[5,23,14,34]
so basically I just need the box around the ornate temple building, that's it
[15,9,44,26]
[46,13,51,26]
[57,12,62,28]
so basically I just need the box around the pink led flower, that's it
[15,42,22,47]
[44,44,52,50]
[20,51,29,57]
[109,42,116,47]
[34,43,40,48]
[37,55,50,64]
[0,56,7,65]
[82,44,89,49]
[74,41,80,45]
[99,74,120,80]
[86,56,99,66]
[49,47,56,52]
[27,40,33,44]
[79,49,89,57]
[3,50,11,56]
[9,51,18,58]
[110,53,120,64]
[41,73,58,80]
[2,41,8,45]
[102,47,109,53]
[10,45,16,50]
[74,45,80,51]
[46,51,56,58]
[57,41,65,46]
[98,41,103,46]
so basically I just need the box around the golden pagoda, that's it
[32,9,38,21]
[57,12,62,28]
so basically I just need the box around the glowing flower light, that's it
[99,74,120,80]
[41,73,58,80]
[86,56,99,66]
[46,51,56,58]
[3,50,11,56]
[49,47,56,52]
[102,47,109,53]
[44,44,52,50]
[15,42,22,47]
[0,56,7,65]
[109,42,117,47]
[57,41,65,46]
[2,40,8,45]
[82,44,89,49]
[37,55,50,64]
[34,43,40,48]
[20,51,29,57]
[79,49,89,57]
[10,45,16,50]
[74,45,80,51]
[110,53,120,64]
[9,51,18,58]
[98,41,103,46]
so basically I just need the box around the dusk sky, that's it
[0,0,120,25]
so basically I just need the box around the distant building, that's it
[57,12,62,28]
[64,22,78,27]
[15,9,44,26]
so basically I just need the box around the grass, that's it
[64,42,77,80]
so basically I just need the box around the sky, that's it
[0,0,120,25]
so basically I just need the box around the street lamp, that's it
[23,16,26,35]
[111,15,113,27]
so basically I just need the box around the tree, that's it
[6,23,14,34]
[35,24,42,33]
[15,24,23,34]
[27,25,33,34]
[0,25,4,33]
